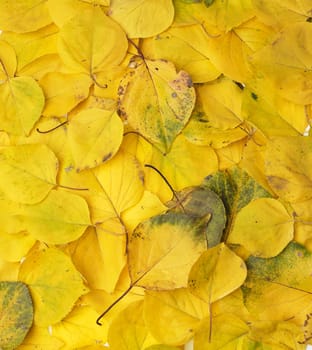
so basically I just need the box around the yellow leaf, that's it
[141,25,220,83]
[69,227,118,291]
[251,22,312,104]
[265,136,312,202]
[0,259,19,281]
[47,0,93,27]
[17,325,64,350]
[58,8,128,74]
[0,40,16,82]
[51,305,109,349]
[20,189,91,244]
[0,76,45,136]
[40,72,92,117]
[68,108,123,171]
[253,0,312,29]
[0,144,58,204]
[173,0,254,33]
[128,212,210,289]
[122,190,167,234]
[118,58,196,153]
[83,151,144,292]
[144,288,209,345]
[124,133,218,202]
[109,0,174,38]
[1,24,59,73]
[203,29,252,82]
[107,300,148,350]
[0,0,52,33]
[188,243,247,303]
[228,198,294,258]
[18,247,88,326]
[0,231,35,262]
[194,313,249,349]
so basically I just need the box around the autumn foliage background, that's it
[1,0,312,349]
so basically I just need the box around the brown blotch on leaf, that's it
[102,152,113,163]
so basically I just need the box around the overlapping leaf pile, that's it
[0,0,312,349]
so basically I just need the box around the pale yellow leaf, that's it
[109,0,174,38]
[18,247,88,326]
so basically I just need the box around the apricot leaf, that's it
[118,58,195,153]
[0,281,33,350]
[18,247,88,326]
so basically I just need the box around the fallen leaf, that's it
[18,247,88,326]
[0,281,33,350]
[109,0,174,38]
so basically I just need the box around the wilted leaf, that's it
[265,136,312,203]
[109,0,174,38]
[0,144,58,204]
[18,247,88,326]
[67,108,124,171]
[144,288,208,345]
[168,186,226,247]
[40,72,92,117]
[243,242,312,329]
[228,198,294,258]
[20,189,91,244]
[128,212,210,289]
[0,0,51,33]
[118,57,195,153]
[58,8,128,74]
[203,166,272,242]
[0,281,33,350]
[188,243,247,303]
[0,76,45,135]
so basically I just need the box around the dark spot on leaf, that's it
[117,86,124,96]
[102,153,112,163]
[234,81,245,90]
[307,17,312,22]
[155,67,159,71]
[171,92,177,98]
[251,92,258,100]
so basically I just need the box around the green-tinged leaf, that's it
[58,7,128,74]
[144,288,208,345]
[110,0,174,38]
[168,186,226,247]
[18,247,88,326]
[145,345,181,350]
[202,166,272,242]
[228,198,294,258]
[118,57,195,153]
[188,243,247,303]
[0,281,33,350]
[0,0,51,33]
[128,212,210,289]
[243,242,312,331]
[0,144,58,204]
[20,190,90,244]
[67,108,124,171]
[0,76,45,135]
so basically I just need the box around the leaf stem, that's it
[36,121,68,134]
[144,164,185,213]
[96,284,134,325]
